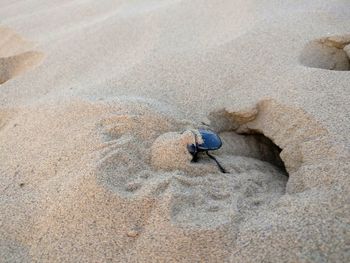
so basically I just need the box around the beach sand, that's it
[0,0,349,262]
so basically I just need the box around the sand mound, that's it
[299,35,350,70]
[0,27,43,85]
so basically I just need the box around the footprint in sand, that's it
[0,26,44,85]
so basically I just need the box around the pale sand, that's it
[0,1,349,262]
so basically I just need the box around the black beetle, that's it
[187,129,226,173]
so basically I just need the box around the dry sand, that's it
[0,0,349,262]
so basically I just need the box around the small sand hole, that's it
[245,133,287,174]
[220,131,288,176]
[0,27,44,85]
[300,35,350,70]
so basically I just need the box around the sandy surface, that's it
[0,0,349,262]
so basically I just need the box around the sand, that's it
[0,0,349,262]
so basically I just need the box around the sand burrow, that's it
[209,99,350,194]
[299,35,350,70]
[0,27,44,85]
[218,131,287,174]
[94,99,289,231]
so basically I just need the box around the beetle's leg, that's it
[206,151,227,173]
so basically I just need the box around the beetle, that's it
[187,129,227,173]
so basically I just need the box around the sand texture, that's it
[0,0,350,262]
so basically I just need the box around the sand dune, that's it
[0,0,349,262]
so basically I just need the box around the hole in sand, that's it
[210,99,346,194]
[299,35,350,70]
[0,27,44,85]
[94,99,345,230]
[221,131,288,175]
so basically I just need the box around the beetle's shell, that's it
[197,129,222,151]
